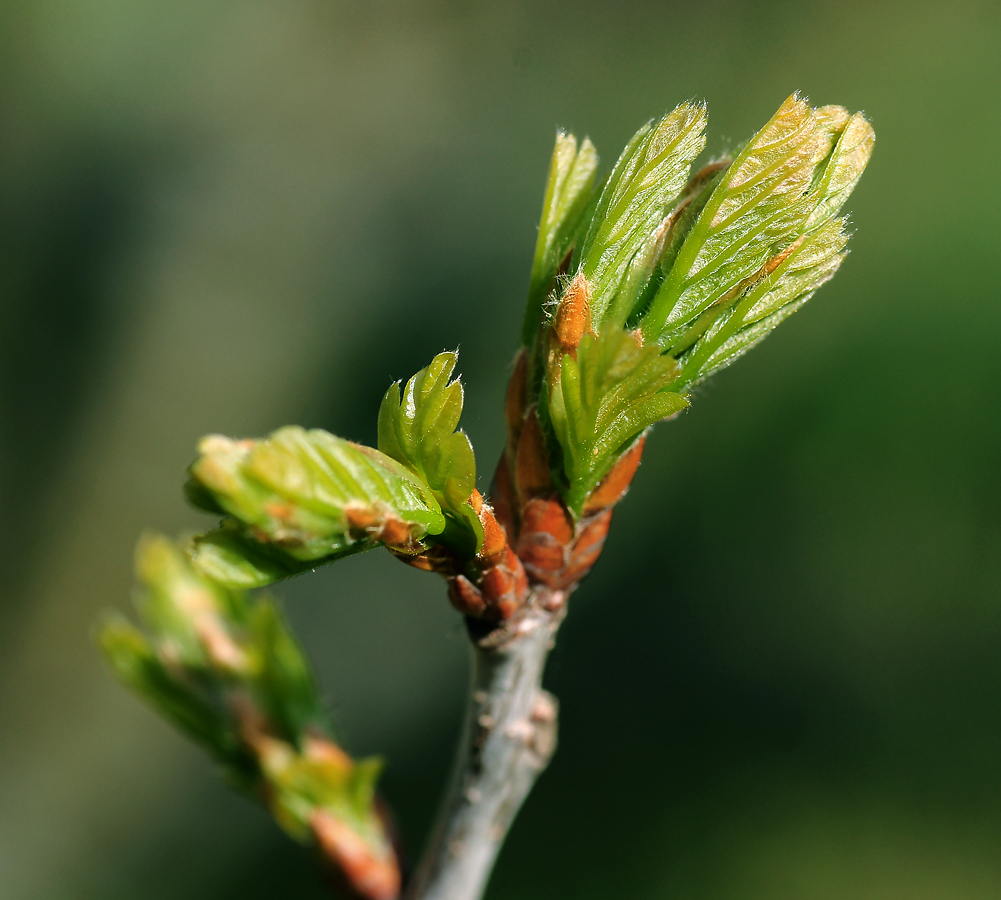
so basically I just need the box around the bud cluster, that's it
[100,536,401,900]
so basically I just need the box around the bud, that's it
[553,272,593,351]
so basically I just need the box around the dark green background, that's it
[2,1,1000,897]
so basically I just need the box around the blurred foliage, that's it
[100,535,400,899]
[2,1,1001,899]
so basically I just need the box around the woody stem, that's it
[405,593,565,900]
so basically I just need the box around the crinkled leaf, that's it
[189,526,361,590]
[804,110,875,230]
[672,216,850,387]
[187,426,445,563]
[98,535,398,891]
[250,598,323,742]
[378,351,483,554]
[102,535,326,749]
[548,328,688,514]
[522,132,600,344]
[99,616,243,765]
[578,102,708,329]
[642,94,839,346]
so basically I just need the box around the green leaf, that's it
[99,615,242,765]
[578,102,708,329]
[548,328,689,514]
[657,106,872,390]
[188,426,446,562]
[805,109,875,230]
[189,526,361,590]
[672,216,850,387]
[251,597,323,743]
[641,94,841,347]
[522,132,600,344]
[378,351,483,554]
[99,534,398,888]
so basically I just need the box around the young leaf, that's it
[99,616,243,765]
[98,535,401,900]
[671,216,850,387]
[548,328,689,514]
[188,526,330,590]
[187,427,445,563]
[522,132,600,345]
[805,110,876,230]
[641,94,839,347]
[578,102,708,329]
[659,107,873,389]
[378,351,483,553]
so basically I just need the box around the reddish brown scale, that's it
[264,501,296,523]
[513,554,529,597]
[374,515,413,548]
[480,566,516,604]
[517,538,566,585]
[394,545,458,576]
[504,349,529,449]
[448,575,486,617]
[479,512,508,568]
[515,408,551,504]
[427,489,532,622]
[345,505,418,551]
[582,436,646,514]
[520,497,574,545]
[311,811,401,900]
[489,454,517,538]
[345,505,379,530]
[493,594,520,621]
[522,559,565,589]
[401,554,436,573]
[763,233,805,275]
[470,489,508,560]
[572,508,614,558]
[553,272,593,351]
[559,509,613,587]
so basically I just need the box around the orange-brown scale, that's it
[345,504,422,552]
[435,490,530,623]
[514,408,551,505]
[311,811,401,900]
[553,271,593,353]
[490,428,648,595]
[582,435,646,514]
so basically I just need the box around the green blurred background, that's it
[2,1,1000,897]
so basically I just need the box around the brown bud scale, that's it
[311,810,401,900]
[448,575,486,617]
[583,436,646,514]
[504,348,529,446]
[515,408,552,503]
[490,454,517,538]
[554,272,593,350]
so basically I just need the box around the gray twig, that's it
[406,594,565,900]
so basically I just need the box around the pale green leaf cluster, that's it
[99,535,391,853]
[667,215,850,388]
[522,133,600,344]
[534,95,873,513]
[378,350,484,553]
[549,328,689,514]
[640,97,874,359]
[578,102,708,329]
[187,426,446,563]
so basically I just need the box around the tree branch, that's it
[406,591,565,900]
